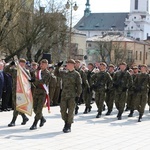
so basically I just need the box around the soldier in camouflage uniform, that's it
[83,63,95,114]
[105,64,115,115]
[113,62,133,120]
[133,64,150,122]
[127,65,139,117]
[29,59,50,130]
[4,58,29,127]
[91,62,113,118]
[48,65,57,106]
[74,60,89,115]
[54,59,82,133]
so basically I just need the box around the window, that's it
[140,51,142,60]
[88,43,91,47]
[135,0,138,10]
[146,52,148,60]
[128,50,133,62]
[135,51,138,60]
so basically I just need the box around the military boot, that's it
[96,112,101,118]
[8,116,17,127]
[63,123,71,133]
[75,106,79,115]
[117,112,122,120]
[103,104,106,111]
[39,116,46,127]
[88,106,92,112]
[21,114,29,125]
[62,121,67,132]
[138,114,142,122]
[128,110,134,117]
[105,110,112,116]
[83,107,88,114]
[30,119,38,130]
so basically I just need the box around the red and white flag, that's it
[16,64,33,116]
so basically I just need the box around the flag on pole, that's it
[16,64,33,116]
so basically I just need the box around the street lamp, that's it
[65,0,78,59]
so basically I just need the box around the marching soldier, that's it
[91,62,112,118]
[74,60,89,115]
[83,63,95,114]
[48,65,57,106]
[127,65,139,117]
[113,62,133,120]
[4,58,29,127]
[105,64,115,115]
[54,59,82,133]
[29,59,50,130]
[133,64,150,122]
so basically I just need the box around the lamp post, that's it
[65,0,78,59]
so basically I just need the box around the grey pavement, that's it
[1,103,150,150]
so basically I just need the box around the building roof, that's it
[74,13,129,31]
[87,34,150,45]
[87,34,133,42]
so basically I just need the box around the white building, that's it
[75,0,150,41]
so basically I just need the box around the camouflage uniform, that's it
[29,59,51,130]
[52,76,61,105]
[77,68,90,113]
[83,69,95,113]
[31,69,50,124]
[54,60,82,131]
[49,73,57,105]
[133,71,150,121]
[4,62,29,127]
[105,71,115,115]
[113,69,133,120]
[74,67,86,115]
[127,72,138,117]
[91,70,112,118]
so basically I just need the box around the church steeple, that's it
[84,0,91,17]
[130,0,149,14]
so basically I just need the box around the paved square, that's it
[0,103,150,150]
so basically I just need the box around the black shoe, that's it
[30,120,38,130]
[88,106,92,112]
[138,114,142,122]
[103,105,105,111]
[75,106,79,115]
[105,111,111,116]
[96,112,101,118]
[128,113,133,117]
[39,117,46,127]
[2,109,7,111]
[30,125,37,130]
[125,107,129,111]
[21,117,29,125]
[83,107,88,114]
[118,116,122,120]
[63,122,67,132]
[8,122,15,127]
[63,124,71,133]
[117,112,122,120]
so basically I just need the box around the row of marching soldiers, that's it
[74,60,150,122]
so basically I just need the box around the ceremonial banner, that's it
[16,64,33,116]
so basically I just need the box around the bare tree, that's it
[3,0,68,63]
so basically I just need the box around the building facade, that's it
[75,0,150,41]
[86,34,150,66]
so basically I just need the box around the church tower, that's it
[130,0,149,14]
[124,0,150,40]
[84,0,91,17]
